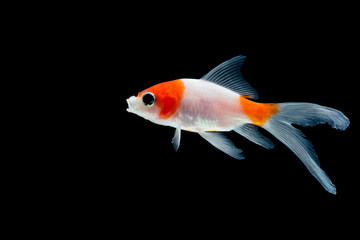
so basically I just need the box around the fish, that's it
[126,55,349,194]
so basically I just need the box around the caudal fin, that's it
[262,102,349,194]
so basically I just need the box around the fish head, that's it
[126,80,185,122]
[126,92,160,122]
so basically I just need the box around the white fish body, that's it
[178,78,248,132]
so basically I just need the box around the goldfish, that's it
[126,55,349,194]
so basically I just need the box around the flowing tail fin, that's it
[262,102,350,194]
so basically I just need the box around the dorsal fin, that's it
[201,55,258,99]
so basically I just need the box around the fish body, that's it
[126,56,349,194]
[178,78,245,132]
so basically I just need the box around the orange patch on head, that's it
[138,79,185,119]
[240,96,279,126]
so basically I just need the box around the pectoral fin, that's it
[172,127,181,151]
[199,132,244,160]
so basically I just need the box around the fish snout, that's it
[126,96,137,113]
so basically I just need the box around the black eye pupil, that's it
[142,92,155,106]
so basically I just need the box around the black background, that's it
[97,18,356,219]
[116,18,356,200]
[17,3,358,236]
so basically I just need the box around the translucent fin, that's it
[198,132,244,160]
[263,119,336,194]
[201,55,258,99]
[262,102,349,194]
[172,127,181,151]
[277,102,350,130]
[234,124,274,149]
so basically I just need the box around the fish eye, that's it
[142,92,156,107]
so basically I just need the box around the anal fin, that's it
[234,124,274,149]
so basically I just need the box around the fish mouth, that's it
[126,98,131,112]
[126,98,130,112]
[126,96,136,113]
